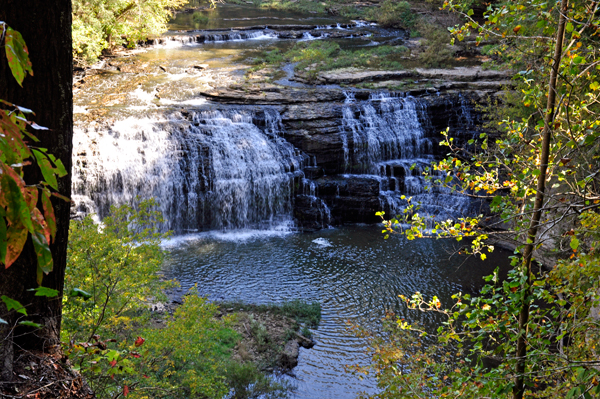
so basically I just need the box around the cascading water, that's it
[340,93,427,173]
[72,109,305,232]
[338,92,476,222]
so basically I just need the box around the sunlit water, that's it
[162,225,510,398]
[72,5,507,397]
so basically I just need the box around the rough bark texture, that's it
[0,0,73,381]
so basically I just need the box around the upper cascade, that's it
[333,92,480,222]
[340,93,428,174]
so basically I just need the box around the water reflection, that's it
[163,225,510,398]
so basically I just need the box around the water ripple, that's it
[163,225,511,398]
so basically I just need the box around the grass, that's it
[221,299,322,327]
[250,41,409,82]
[192,11,209,28]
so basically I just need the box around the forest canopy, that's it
[72,0,188,65]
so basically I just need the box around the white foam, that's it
[312,237,332,247]
[161,220,295,247]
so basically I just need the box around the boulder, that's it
[281,340,299,368]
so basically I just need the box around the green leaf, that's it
[69,288,92,300]
[4,26,33,86]
[1,295,27,315]
[31,225,53,283]
[28,286,59,298]
[590,81,600,91]
[18,320,43,328]
[570,237,580,251]
[566,22,574,32]
[32,149,58,190]
[573,56,584,64]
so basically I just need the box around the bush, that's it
[63,200,171,343]
[417,25,454,67]
[192,11,210,27]
[63,202,292,398]
[366,0,417,29]
[140,291,238,398]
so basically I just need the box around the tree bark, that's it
[513,0,568,398]
[0,0,73,381]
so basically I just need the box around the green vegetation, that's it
[252,42,408,82]
[363,0,416,29]
[222,300,321,328]
[229,0,442,28]
[192,11,210,28]
[63,201,170,343]
[416,23,455,67]
[72,0,188,65]
[62,202,300,398]
[367,0,600,398]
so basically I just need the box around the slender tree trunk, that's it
[513,1,568,397]
[0,0,73,381]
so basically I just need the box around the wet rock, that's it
[313,176,383,224]
[295,333,315,348]
[303,166,324,179]
[294,195,330,231]
[281,340,299,368]
[193,64,209,70]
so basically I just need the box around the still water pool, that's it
[162,224,510,398]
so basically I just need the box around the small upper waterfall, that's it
[340,93,427,174]
[72,109,305,232]
[336,92,477,222]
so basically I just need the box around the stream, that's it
[72,4,511,398]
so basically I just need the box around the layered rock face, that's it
[73,80,488,232]
[278,90,483,228]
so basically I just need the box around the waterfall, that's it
[338,92,477,222]
[203,30,277,42]
[340,93,427,174]
[72,109,304,232]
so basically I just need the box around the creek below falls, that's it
[72,4,511,398]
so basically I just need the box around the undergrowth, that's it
[221,300,322,328]
[62,203,293,399]
[251,41,408,82]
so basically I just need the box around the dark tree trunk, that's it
[0,1,73,381]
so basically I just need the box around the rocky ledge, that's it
[201,66,513,104]
[305,66,513,94]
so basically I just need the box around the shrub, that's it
[366,0,417,29]
[63,200,171,343]
[192,11,210,27]
[418,26,454,68]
